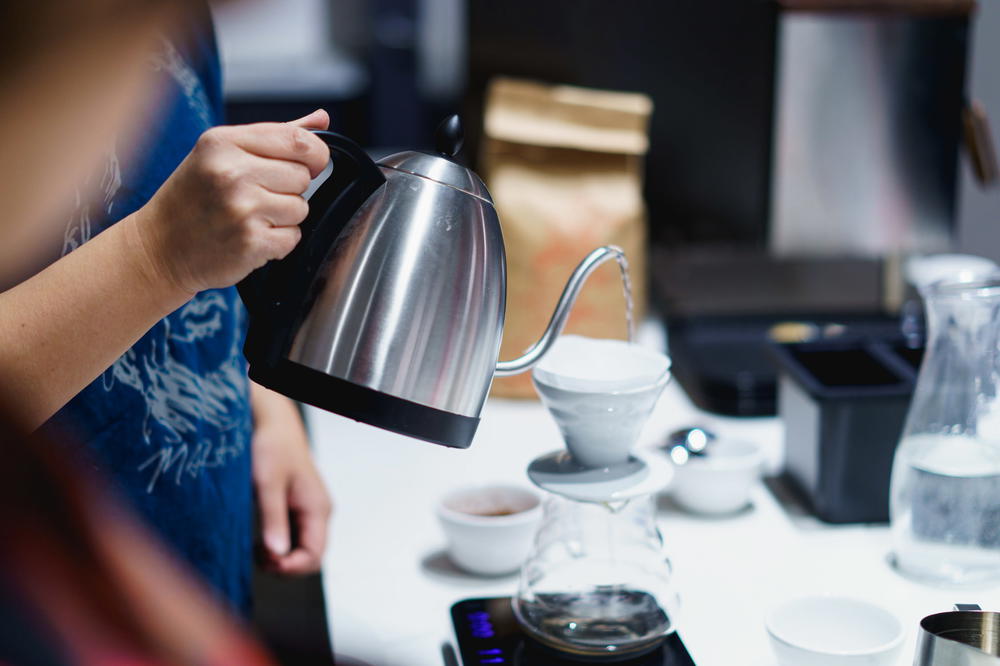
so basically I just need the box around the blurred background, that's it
[212,0,1000,417]
[211,0,999,255]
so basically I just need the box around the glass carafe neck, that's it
[906,278,1000,442]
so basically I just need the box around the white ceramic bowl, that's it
[436,485,542,576]
[670,438,763,514]
[766,596,905,666]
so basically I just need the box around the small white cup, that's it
[766,596,904,666]
[670,438,764,515]
[436,485,542,576]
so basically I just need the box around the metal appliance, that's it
[771,0,983,257]
[239,117,623,448]
[916,604,1000,666]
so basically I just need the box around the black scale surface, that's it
[451,598,696,666]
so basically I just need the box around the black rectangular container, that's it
[772,341,922,524]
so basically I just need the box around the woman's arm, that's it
[0,110,331,430]
[0,213,188,428]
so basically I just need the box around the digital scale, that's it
[450,598,697,666]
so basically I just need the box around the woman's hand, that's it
[250,382,333,575]
[132,109,330,296]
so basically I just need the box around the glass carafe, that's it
[890,277,1000,584]
[513,494,679,660]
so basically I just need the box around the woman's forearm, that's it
[0,211,192,429]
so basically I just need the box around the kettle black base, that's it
[249,359,480,449]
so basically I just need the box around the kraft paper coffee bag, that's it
[482,78,653,398]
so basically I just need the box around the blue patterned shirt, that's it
[45,15,253,614]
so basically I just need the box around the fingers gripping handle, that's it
[239,130,385,366]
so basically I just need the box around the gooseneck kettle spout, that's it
[495,245,632,377]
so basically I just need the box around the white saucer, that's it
[527,449,673,503]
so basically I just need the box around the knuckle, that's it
[286,127,327,169]
[196,127,225,153]
[201,158,239,191]
[225,193,256,221]
[215,170,240,194]
[285,125,310,154]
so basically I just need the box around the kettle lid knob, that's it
[434,115,464,158]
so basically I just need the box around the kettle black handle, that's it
[239,130,385,367]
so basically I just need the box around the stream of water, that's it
[613,250,635,344]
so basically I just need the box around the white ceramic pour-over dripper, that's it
[532,335,672,468]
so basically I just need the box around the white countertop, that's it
[309,339,1000,666]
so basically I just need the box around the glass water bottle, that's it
[890,276,1000,584]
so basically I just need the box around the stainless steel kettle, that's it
[239,116,626,448]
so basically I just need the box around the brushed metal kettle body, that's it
[288,149,505,419]
[239,117,624,448]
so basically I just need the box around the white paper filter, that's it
[532,335,671,393]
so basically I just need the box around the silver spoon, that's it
[664,426,717,465]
